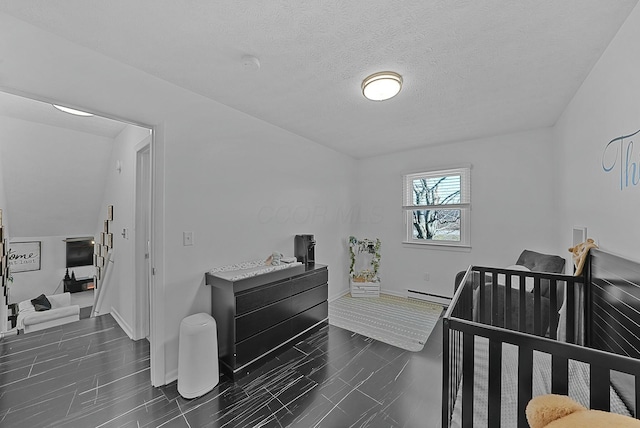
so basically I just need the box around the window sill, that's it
[402,241,471,252]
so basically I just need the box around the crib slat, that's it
[551,354,568,395]
[463,332,475,428]
[519,278,527,332]
[505,274,513,329]
[491,272,499,326]
[518,346,533,428]
[454,330,462,418]
[549,280,558,340]
[590,364,610,412]
[488,339,502,427]
[566,281,575,343]
[635,375,640,419]
[533,276,541,335]
[442,318,451,427]
[479,269,486,324]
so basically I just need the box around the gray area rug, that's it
[329,293,443,352]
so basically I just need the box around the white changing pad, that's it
[209,259,302,282]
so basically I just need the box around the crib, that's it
[442,249,640,427]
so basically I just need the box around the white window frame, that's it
[402,166,471,248]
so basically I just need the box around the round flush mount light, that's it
[361,71,403,101]
[52,104,94,117]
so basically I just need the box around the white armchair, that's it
[17,292,80,333]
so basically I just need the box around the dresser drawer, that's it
[235,267,328,316]
[235,278,292,315]
[291,268,328,295]
[236,283,327,342]
[235,297,292,342]
[235,301,328,367]
[291,283,327,315]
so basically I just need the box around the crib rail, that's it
[442,264,640,428]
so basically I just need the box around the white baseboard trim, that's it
[380,289,404,298]
[110,307,134,339]
[166,368,178,385]
[328,288,350,302]
[335,287,450,306]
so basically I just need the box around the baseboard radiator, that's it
[407,289,451,306]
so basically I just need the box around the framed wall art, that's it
[9,241,41,273]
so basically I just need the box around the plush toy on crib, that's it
[568,238,598,276]
[526,394,640,427]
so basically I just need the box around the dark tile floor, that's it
[0,311,444,427]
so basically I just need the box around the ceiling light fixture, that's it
[52,104,94,117]
[361,71,403,101]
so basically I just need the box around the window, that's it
[403,166,471,247]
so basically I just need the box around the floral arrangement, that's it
[348,236,381,283]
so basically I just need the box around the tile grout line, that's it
[312,372,374,428]
[78,367,150,396]
[65,389,78,417]
[175,399,192,428]
[27,355,37,378]
[94,396,165,428]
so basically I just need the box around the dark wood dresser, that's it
[205,263,328,378]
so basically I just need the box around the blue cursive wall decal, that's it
[602,129,640,190]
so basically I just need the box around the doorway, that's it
[0,89,161,385]
[134,137,152,340]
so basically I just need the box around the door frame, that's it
[0,87,166,387]
[133,138,151,341]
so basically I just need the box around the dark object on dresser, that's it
[294,234,316,264]
[206,264,328,378]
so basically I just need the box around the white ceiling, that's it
[0,0,637,160]
[0,101,116,238]
[0,90,129,239]
[0,91,128,138]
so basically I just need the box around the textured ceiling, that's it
[0,0,637,158]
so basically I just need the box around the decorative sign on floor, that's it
[602,128,640,191]
[8,241,41,273]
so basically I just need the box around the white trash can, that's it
[178,313,219,399]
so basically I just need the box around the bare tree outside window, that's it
[403,168,470,246]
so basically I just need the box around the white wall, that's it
[93,124,150,336]
[0,107,112,306]
[8,235,94,304]
[162,106,356,380]
[354,128,560,298]
[555,3,640,262]
[0,14,358,383]
[0,146,8,235]
[0,149,6,332]
[0,115,112,237]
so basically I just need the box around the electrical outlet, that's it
[424,272,430,281]
[183,231,194,246]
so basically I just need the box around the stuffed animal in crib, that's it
[568,238,598,276]
[526,394,640,427]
